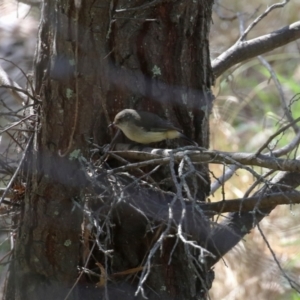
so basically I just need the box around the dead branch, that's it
[108,145,300,173]
[0,135,33,205]
[238,0,290,42]
[205,191,300,213]
[212,21,300,78]
[206,169,300,268]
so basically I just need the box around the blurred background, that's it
[0,0,39,295]
[209,1,300,299]
[0,0,299,299]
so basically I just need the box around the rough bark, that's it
[5,0,215,299]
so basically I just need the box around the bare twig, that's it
[211,116,300,194]
[213,1,238,21]
[0,84,38,103]
[243,169,275,198]
[257,223,300,293]
[255,116,300,155]
[212,21,300,78]
[63,243,96,300]
[108,146,300,173]
[0,135,33,205]
[258,55,298,133]
[238,0,290,42]
[0,115,36,135]
[210,164,238,195]
[272,129,300,157]
[0,57,35,102]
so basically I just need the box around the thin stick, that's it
[0,135,33,205]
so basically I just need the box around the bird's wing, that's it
[137,111,182,132]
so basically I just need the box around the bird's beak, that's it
[108,122,115,128]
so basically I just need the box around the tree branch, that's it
[238,0,290,42]
[108,145,300,173]
[204,191,300,214]
[206,169,300,268]
[212,21,300,78]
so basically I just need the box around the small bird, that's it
[109,109,198,146]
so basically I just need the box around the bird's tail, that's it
[179,133,198,146]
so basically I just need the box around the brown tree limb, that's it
[0,59,36,103]
[126,183,300,217]
[206,170,300,268]
[108,145,300,173]
[204,191,300,214]
[0,135,33,205]
[212,21,300,78]
[105,172,300,275]
[238,0,290,42]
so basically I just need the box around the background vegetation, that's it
[209,1,300,299]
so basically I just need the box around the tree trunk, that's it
[5,1,215,299]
